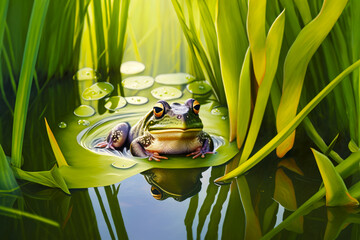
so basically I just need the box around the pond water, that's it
[1,1,359,240]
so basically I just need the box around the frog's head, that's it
[146,99,203,136]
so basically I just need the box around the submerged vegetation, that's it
[1,0,360,238]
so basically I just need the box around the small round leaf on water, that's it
[104,96,127,111]
[186,80,212,95]
[120,61,145,75]
[74,105,96,117]
[125,96,149,105]
[122,76,154,90]
[74,67,99,81]
[155,73,195,85]
[151,86,183,100]
[82,82,114,100]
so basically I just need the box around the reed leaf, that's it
[0,0,8,51]
[311,148,359,207]
[276,0,348,158]
[236,48,252,149]
[240,10,285,163]
[44,118,68,168]
[215,59,360,183]
[0,145,18,192]
[247,0,266,85]
[11,0,49,168]
[273,168,297,211]
[216,0,248,141]
[185,195,198,240]
[0,205,59,227]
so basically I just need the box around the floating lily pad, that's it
[120,61,145,75]
[186,80,212,95]
[74,105,95,117]
[125,96,149,105]
[122,76,154,90]
[155,72,195,85]
[104,96,127,111]
[74,67,99,81]
[82,82,114,100]
[151,86,182,100]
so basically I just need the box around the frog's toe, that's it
[187,148,214,159]
[147,152,168,161]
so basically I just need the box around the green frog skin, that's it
[96,98,214,161]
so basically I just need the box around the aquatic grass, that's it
[276,0,348,157]
[11,0,49,168]
[216,59,360,183]
[185,195,198,239]
[0,205,59,227]
[311,148,359,207]
[0,145,18,192]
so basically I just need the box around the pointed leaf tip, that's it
[45,118,69,167]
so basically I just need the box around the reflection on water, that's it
[142,168,207,201]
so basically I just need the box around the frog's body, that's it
[96,98,214,161]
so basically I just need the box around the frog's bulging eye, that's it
[153,102,165,118]
[192,100,200,115]
[151,186,163,200]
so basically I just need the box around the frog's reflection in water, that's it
[141,167,208,201]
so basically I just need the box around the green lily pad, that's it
[122,76,154,90]
[74,67,100,81]
[186,80,212,95]
[73,105,95,117]
[125,96,149,105]
[82,82,114,100]
[15,98,238,192]
[104,96,127,111]
[155,72,195,85]
[120,61,145,75]
[151,86,182,100]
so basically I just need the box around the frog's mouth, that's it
[149,128,202,139]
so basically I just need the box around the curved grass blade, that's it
[311,148,359,207]
[185,195,198,240]
[0,145,18,192]
[273,168,297,211]
[44,118,68,167]
[239,10,285,163]
[215,59,360,183]
[236,48,252,149]
[216,0,248,141]
[11,0,50,168]
[247,0,266,85]
[262,201,278,234]
[276,0,348,158]
[263,150,360,239]
[0,205,59,227]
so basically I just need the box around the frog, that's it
[95,98,214,161]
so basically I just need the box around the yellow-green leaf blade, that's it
[45,118,68,167]
[216,0,248,141]
[276,0,348,157]
[311,148,358,207]
[247,0,266,85]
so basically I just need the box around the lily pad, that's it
[125,96,149,105]
[82,82,114,100]
[186,80,212,95]
[155,72,195,85]
[151,86,182,100]
[122,76,154,90]
[74,67,100,81]
[73,105,95,117]
[120,61,145,75]
[15,99,238,192]
[104,96,127,111]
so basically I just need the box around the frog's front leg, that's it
[130,134,168,162]
[187,132,214,159]
[95,122,130,150]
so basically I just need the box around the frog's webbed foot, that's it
[147,151,168,162]
[95,122,130,150]
[187,139,214,159]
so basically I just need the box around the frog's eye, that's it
[153,102,165,118]
[192,100,200,115]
